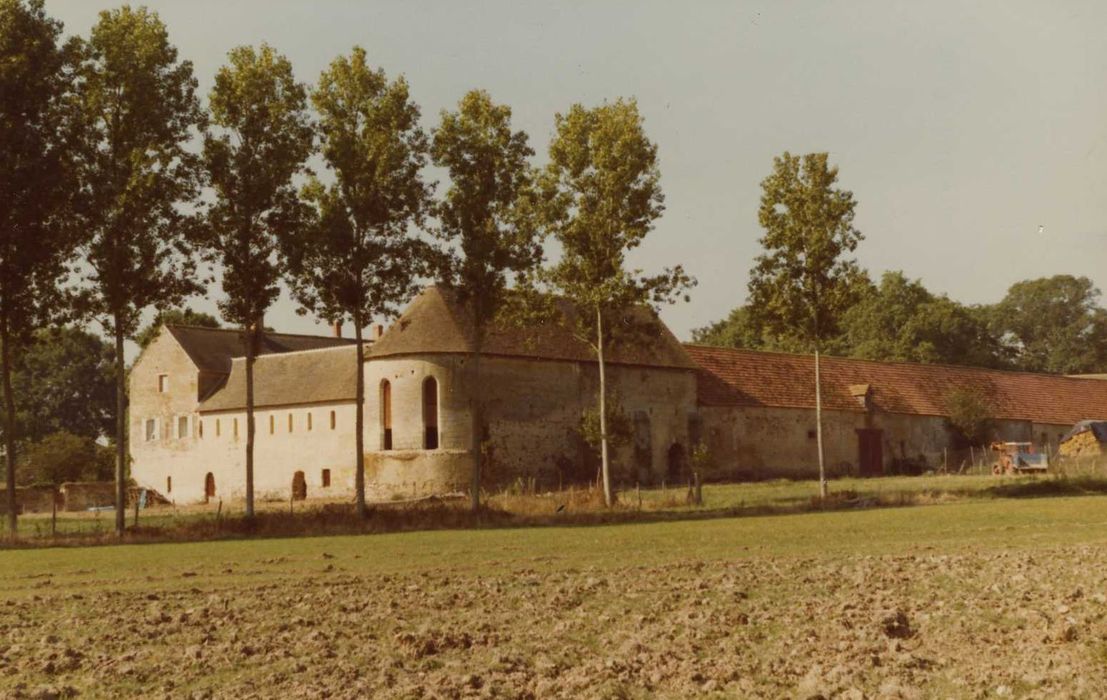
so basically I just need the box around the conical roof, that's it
[370,285,695,370]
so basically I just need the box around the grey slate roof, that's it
[166,325,356,374]
[199,345,360,412]
[369,285,696,370]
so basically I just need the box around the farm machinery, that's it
[990,441,1049,475]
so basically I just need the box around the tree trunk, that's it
[470,325,484,513]
[2,323,18,538]
[596,306,613,507]
[244,322,257,519]
[815,345,827,499]
[113,316,127,535]
[354,309,366,518]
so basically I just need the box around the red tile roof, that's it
[685,344,1107,425]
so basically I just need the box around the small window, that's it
[330,410,336,430]
[269,415,275,434]
[166,476,172,494]
[145,418,157,442]
[381,379,393,450]
[807,429,816,440]
[177,416,189,439]
[215,419,221,437]
[423,377,439,449]
[288,413,293,432]
[321,468,331,488]
[158,374,168,393]
[307,412,313,431]
[233,418,239,439]
[198,420,204,438]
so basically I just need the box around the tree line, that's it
[0,1,690,536]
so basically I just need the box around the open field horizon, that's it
[5,493,1107,697]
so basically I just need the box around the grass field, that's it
[14,472,1104,544]
[5,488,1107,698]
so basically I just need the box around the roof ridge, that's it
[682,342,1098,382]
[165,323,357,343]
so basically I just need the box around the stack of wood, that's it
[1059,423,1107,459]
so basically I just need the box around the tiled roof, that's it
[198,345,359,412]
[166,325,357,374]
[370,285,696,370]
[686,344,1107,425]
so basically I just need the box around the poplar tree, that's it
[201,44,313,519]
[282,47,431,518]
[73,6,204,535]
[538,99,692,506]
[431,90,542,512]
[748,152,867,498]
[0,0,78,536]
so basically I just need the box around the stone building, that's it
[129,287,1107,502]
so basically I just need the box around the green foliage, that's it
[8,327,114,443]
[690,441,713,475]
[0,0,83,533]
[73,5,205,338]
[580,392,632,455]
[283,47,432,328]
[432,89,542,334]
[525,99,693,504]
[943,387,994,446]
[135,308,221,349]
[840,271,1001,367]
[748,152,868,351]
[202,43,314,331]
[20,431,112,486]
[988,275,1107,374]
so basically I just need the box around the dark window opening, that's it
[166,476,172,494]
[321,468,331,488]
[204,472,215,502]
[381,379,393,450]
[292,471,307,500]
[423,377,439,449]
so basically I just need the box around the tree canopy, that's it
[135,308,221,349]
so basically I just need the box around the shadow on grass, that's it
[7,475,1107,550]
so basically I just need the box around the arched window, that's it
[381,379,393,450]
[204,472,216,502]
[423,377,439,449]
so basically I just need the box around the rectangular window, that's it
[198,420,204,438]
[330,410,336,430]
[307,413,313,431]
[158,374,168,393]
[177,416,189,439]
[321,468,331,488]
[233,418,239,439]
[269,415,275,434]
[166,476,172,494]
[288,413,293,432]
[145,418,157,442]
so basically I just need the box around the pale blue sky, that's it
[46,0,1107,343]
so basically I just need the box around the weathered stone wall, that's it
[363,354,698,493]
[699,405,1055,479]
[58,482,115,512]
[0,486,57,515]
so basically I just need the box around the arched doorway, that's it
[204,472,215,502]
[380,379,393,450]
[667,443,685,482]
[292,471,307,501]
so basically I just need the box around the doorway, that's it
[856,429,884,477]
[204,472,215,502]
[667,442,686,482]
[292,471,307,501]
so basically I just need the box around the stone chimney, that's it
[332,321,342,338]
[373,324,384,340]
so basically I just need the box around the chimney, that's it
[332,320,342,338]
[373,324,384,340]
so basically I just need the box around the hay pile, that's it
[1059,421,1107,459]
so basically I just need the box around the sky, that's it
[45,0,1107,348]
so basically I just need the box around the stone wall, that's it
[363,354,698,494]
[698,405,1067,480]
[0,486,57,515]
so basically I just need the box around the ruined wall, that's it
[363,354,698,494]
[699,405,1049,479]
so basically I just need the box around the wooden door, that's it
[857,429,884,477]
